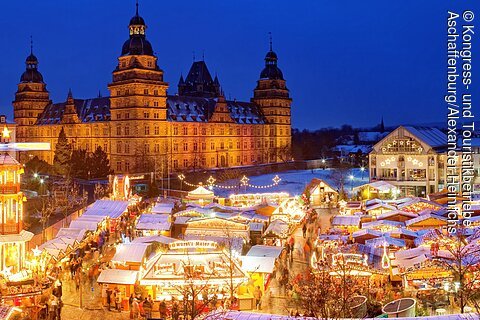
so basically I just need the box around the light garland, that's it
[177,174,282,190]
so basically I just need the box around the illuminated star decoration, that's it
[32,246,42,257]
[240,175,250,186]
[2,126,10,139]
[207,176,216,186]
[177,174,185,181]
[272,175,281,185]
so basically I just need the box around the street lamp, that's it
[349,175,354,191]
[360,166,365,180]
[321,159,326,170]
[33,173,38,179]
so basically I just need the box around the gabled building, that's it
[369,126,447,197]
[13,4,292,174]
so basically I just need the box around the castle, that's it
[13,4,292,175]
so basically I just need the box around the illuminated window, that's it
[381,137,423,154]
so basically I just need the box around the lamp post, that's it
[360,166,365,180]
[349,175,354,191]
[321,159,326,170]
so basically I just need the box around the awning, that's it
[97,269,138,285]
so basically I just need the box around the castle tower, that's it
[0,130,33,273]
[178,60,221,98]
[13,43,51,144]
[107,1,169,173]
[252,34,292,162]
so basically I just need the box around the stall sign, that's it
[1,284,42,298]
[332,253,368,267]
[169,240,217,250]
[406,269,451,281]
[155,263,175,275]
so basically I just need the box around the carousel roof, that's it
[187,185,215,199]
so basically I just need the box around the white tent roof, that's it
[97,269,138,285]
[263,219,289,238]
[0,230,34,243]
[84,199,129,219]
[69,219,102,231]
[240,256,276,273]
[56,228,88,241]
[136,214,171,231]
[112,243,150,264]
[353,181,397,193]
[332,215,361,227]
[246,245,283,258]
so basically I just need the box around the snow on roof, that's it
[249,222,265,232]
[131,235,176,245]
[240,256,276,273]
[332,215,361,227]
[183,234,244,253]
[365,236,406,248]
[354,181,397,193]
[404,126,447,148]
[112,243,150,263]
[55,228,88,241]
[151,202,174,214]
[97,269,138,285]
[394,247,429,260]
[0,230,33,243]
[377,210,418,220]
[352,229,382,238]
[136,214,171,231]
[68,219,101,231]
[83,199,129,219]
[246,245,283,258]
[365,202,396,212]
[263,219,290,238]
[362,220,405,229]
[358,131,389,143]
[405,213,448,227]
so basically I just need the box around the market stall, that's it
[135,214,172,237]
[186,185,215,206]
[305,178,339,208]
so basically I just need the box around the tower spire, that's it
[135,0,139,16]
[268,32,272,51]
[30,35,33,55]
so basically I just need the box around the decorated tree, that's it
[53,127,72,176]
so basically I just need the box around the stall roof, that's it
[365,236,406,248]
[377,210,418,221]
[0,230,34,243]
[183,234,244,253]
[151,202,175,214]
[405,213,448,227]
[131,235,177,245]
[187,185,215,200]
[56,228,88,241]
[112,243,150,264]
[246,245,283,258]
[240,256,276,273]
[136,214,171,231]
[69,219,102,231]
[353,181,397,193]
[332,215,361,227]
[249,222,265,232]
[84,199,129,219]
[263,219,289,238]
[97,269,138,285]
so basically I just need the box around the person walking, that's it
[131,298,140,319]
[143,296,152,318]
[253,286,262,310]
[106,287,112,311]
[302,224,307,238]
[115,288,122,311]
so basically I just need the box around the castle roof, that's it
[36,96,266,125]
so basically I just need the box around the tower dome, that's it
[20,44,44,83]
[121,1,154,56]
[259,35,284,80]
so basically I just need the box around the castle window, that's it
[116,90,121,96]
[236,128,240,135]
[173,143,178,151]
[201,128,206,135]
[229,128,233,135]
[183,159,188,168]
[116,113,121,120]
[236,141,240,149]
[193,142,198,151]
[116,161,122,171]
[154,127,159,135]
[147,61,152,67]
[125,143,130,153]
[173,160,178,169]
[103,127,108,136]
[125,162,130,172]
[220,128,225,135]
[210,142,215,150]
[270,140,274,148]
[154,90,158,96]
[116,126,121,135]
[144,126,150,135]
[210,128,215,135]
[243,141,247,149]
[144,89,149,95]
[237,156,240,164]
[243,128,247,135]
[144,144,149,153]
[201,157,206,166]
[125,126,130,135]
[229,141,233,149]
[116,141,122,153]
[183,143,188,151]
[220,142,225,149]
[154,144,160,152]
[193,128,198,135]
[154,101,159,107]
[202,143,206,150]
[104,143,108,152]
[211,157,215,165]
[125,112,130,119]
[154,113,159,119]
[173,127,178,135]
[182,127,188,135]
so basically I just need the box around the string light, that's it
[178,174,282,190]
